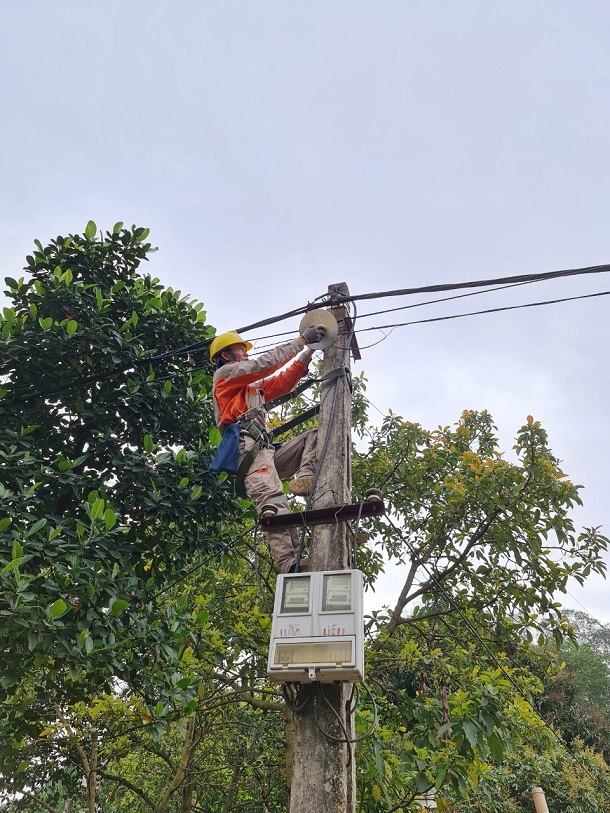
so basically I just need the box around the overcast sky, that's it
[2,0,609,621]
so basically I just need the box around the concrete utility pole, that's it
[289,283,356,813]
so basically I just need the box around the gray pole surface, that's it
[531,787,551,813]
[289,283,356,813]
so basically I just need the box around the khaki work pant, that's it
[240,429,317,573]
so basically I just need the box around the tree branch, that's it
[212,672,285,712]
[378,508,502,641]
[219,764,242,813]
[155,717,195,813]
[54,705,90,777]
[99,771,156,810]
[9,788,60,813]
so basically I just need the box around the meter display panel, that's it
[322,573,352,612]
[273,640,353,667]
[280,575,311,614]
[268,570,364,683]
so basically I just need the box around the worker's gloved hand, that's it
[302,324,327,345]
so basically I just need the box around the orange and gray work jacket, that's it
[212,337,308,435]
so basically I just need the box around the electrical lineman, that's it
[210,325,326,574]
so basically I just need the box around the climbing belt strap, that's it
[271,405,319,439]
[263,366,351,413]
[235,420,273,498]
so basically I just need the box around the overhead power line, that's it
[355,279,536,320]
[5,262,610,405]
[329,262,610,307]
[247,288,610,356]
[246,280,537,348]
[354,289,610,335]
[221,261,610,341]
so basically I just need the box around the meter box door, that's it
[267,569,364,683]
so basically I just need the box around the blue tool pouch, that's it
[210,423,240,475]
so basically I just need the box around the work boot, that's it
[289,475,314,496]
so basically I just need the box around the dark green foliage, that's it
[0,223,237,713]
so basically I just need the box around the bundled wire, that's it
[6,260,610,406]
[355,289,610,336]
[281,680,378,763]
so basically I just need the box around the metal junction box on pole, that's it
[267,569,364,683]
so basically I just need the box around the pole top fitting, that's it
[328,282,349,307]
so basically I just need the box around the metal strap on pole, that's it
[265,367,350,439]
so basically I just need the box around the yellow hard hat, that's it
[209,331,253,361]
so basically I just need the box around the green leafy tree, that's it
[0,223,240,806]
[354,409,607,643]
[566,610,610,663]
[0,551,289,813]
[350,409,609,809]
[429,612,610,812]
[448,733,610,812]
[3,233,610,812]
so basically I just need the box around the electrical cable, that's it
[357,328,397,351]
[354,279,540,321]
[241,278,559,349]
[110,522,265,688]
[360,392,390,420]
[280,303,379,753]
[347,682,359,716]
[9,364,136,405]
[352,289,610,335]
[312,682,378,747]
[8,273,610,778]
[293,333,347,569]
[314,685,352,765]
[250,518,273,617]
[149,523,257,602]
[328,261,610,307]
[282,683,314,713]
[246,262,610,345]
[7,263,610,406]
[11,262,609,789]
[213,283,610,360]
[351,498,366,567]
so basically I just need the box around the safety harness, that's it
[235,414,273,498]
[214,366,351,498]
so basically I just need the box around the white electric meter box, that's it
[267,569,364,683]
